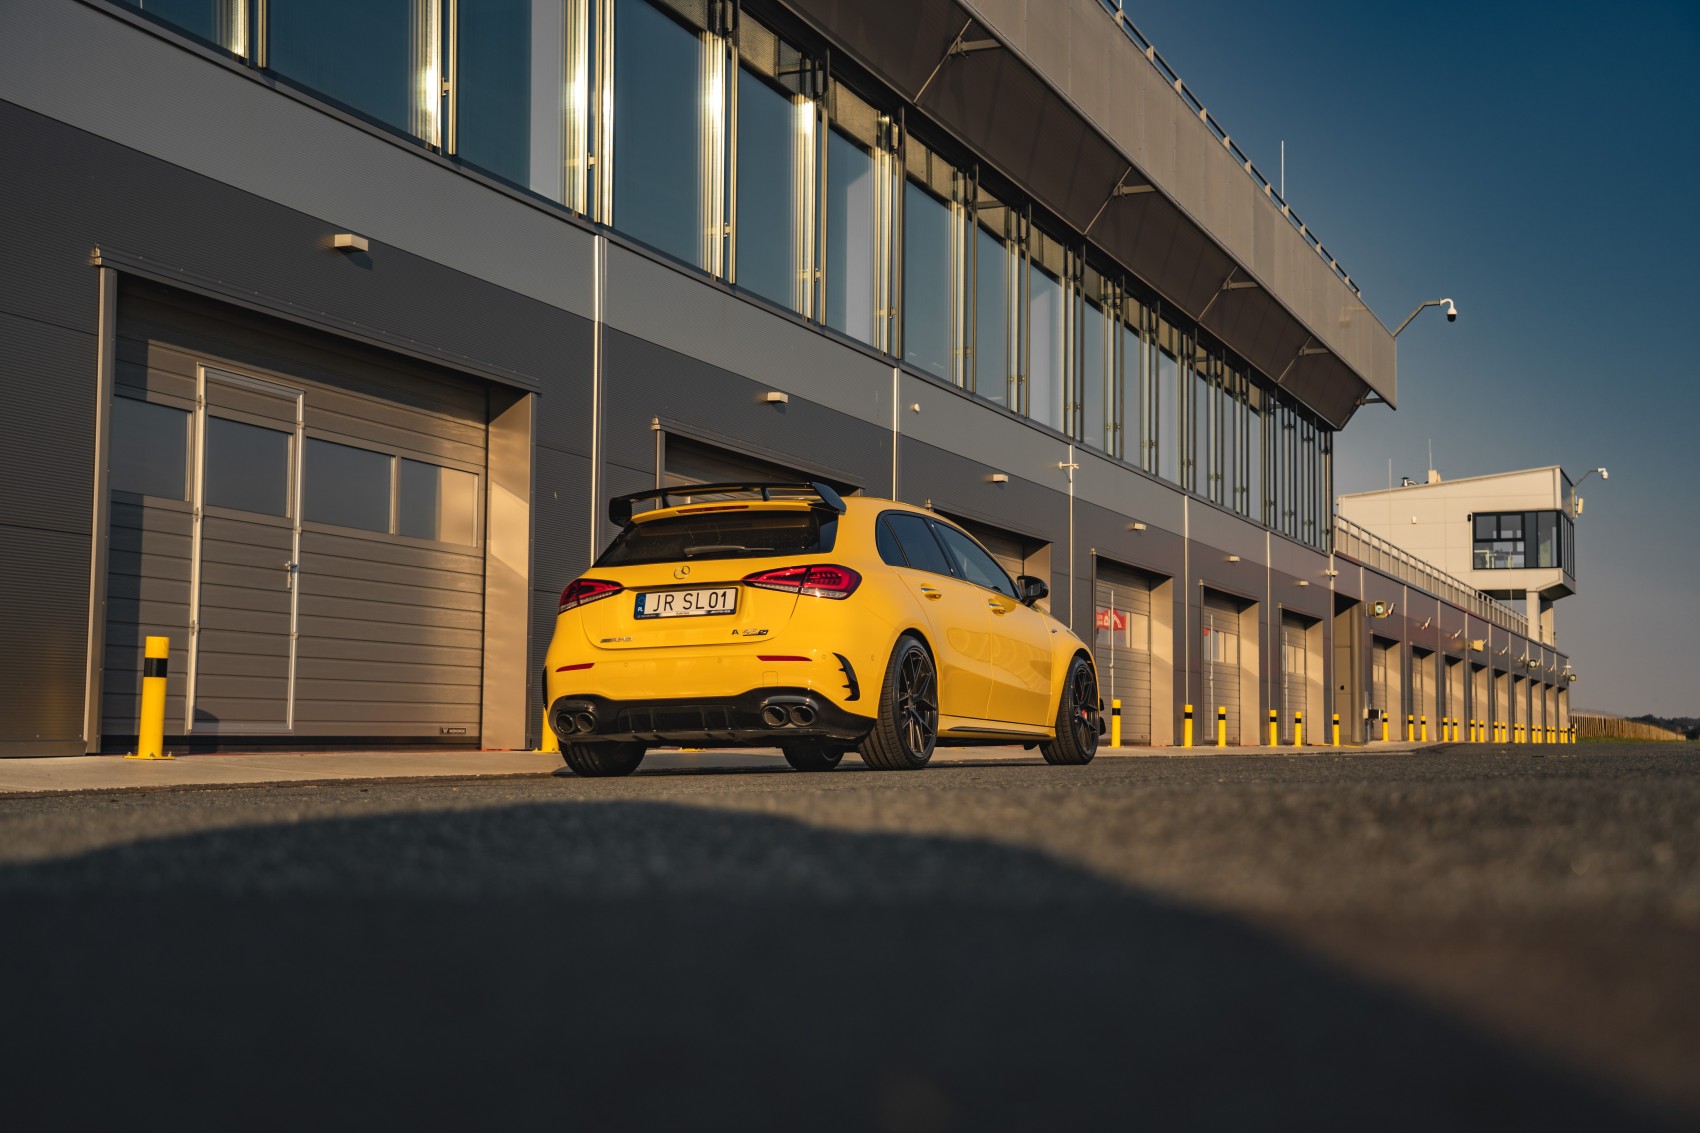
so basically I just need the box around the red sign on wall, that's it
[1096,608,1127,631]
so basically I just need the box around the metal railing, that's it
[1092,0,1361,297]
[1332,515,1530,638]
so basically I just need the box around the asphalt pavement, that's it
[1,743,1695,1130]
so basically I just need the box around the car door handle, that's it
[919,586,942,601]
[988,600,1009,614]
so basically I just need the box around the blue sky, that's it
[1126,0,1699,714]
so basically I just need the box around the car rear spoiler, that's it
[608,482,848,526]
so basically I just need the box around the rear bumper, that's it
[548,687,876,746]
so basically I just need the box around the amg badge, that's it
[734,628,770,637]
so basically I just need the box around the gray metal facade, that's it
[0,0,1570,755]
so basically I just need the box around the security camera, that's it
[1444,299,1457,322]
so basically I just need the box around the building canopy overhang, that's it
[778,0,1397,428]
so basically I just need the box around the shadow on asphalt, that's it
[0,800,1677,1132]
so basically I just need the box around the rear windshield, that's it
[597,509,836,566]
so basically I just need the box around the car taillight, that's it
[559,578,624,612]
[742,564,861,600]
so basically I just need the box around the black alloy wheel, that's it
[781,740,845,772]
[857,636,939,771]
[1041,656,1100,766]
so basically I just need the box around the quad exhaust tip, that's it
[554,708,598,736]
[761,700,818,728]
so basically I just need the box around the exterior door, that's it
[187,368,302,733]
[1411,650,1429,736]
[931,522,1053,726]
[1201,593,1241,745]
[877,511,992,721]
[1280,614,1308,743]
[1093,562,1153,744]
[1371,636,1395,738]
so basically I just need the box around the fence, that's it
[1332,515,1529,638]
[1571,713,1686,742]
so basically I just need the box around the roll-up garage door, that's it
[1411,649,1431,737]
[1446,657,1465,734]
[1371,636,1395,738]
[664,436,811,490]
[1201,591,1242,746]
[1093,562,1154,744]
[102,283,489,744]
[1280,613,1308,744]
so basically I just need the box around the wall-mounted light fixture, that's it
[1127,522,1147,532]
[761,391,790,405]
[988,473,1009,484]
[1323,568,1340,578]
[332,232,369,253]
[1296,580,1310,587]
[1226,555,1240,563]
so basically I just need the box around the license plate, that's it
[634,587,738,619]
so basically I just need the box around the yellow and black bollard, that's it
[1110,699,1122,748]
[126,636,172,761]
[1420,714,1428,743]
[1381,709,1390,743]
[1183,704,1194,748]
[1268,708,1279,746]
[1407,714,1415,742]
[1216,705,1227,747]
[1331,712,1340,747]
[1294,711,1304,747]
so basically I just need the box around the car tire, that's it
[1041,655,1099,766]
[857,635,938,771]
[781,740,845,772]
[560,741,647,778]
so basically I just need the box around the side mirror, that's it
[1017,574,1049,607]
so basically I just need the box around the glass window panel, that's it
[884,513,951,576]
[304,438,392,533]
[1081,296,1106,450]
[824,128,877,345]
[456,0,548,192]
[932,524,1018,598]
[612,0,704,266]
[1121,315,1144,466]
[974,221,1009,405]
[269,0,436,140]
[110,397,190,501]
[1248,386,1264,524]
[1192,353,1211,497]
[902,180,953,380]
[121,0,248,53]
[399,459,479,545]
[736,67,801,310]
[1155,336,1178,483]
[1028,259,1063,429]
[204,416,291,517]
[875,517,905,567]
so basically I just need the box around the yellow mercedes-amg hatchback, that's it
[543,483,1102,776]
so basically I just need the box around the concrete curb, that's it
[0,741,1454,799]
